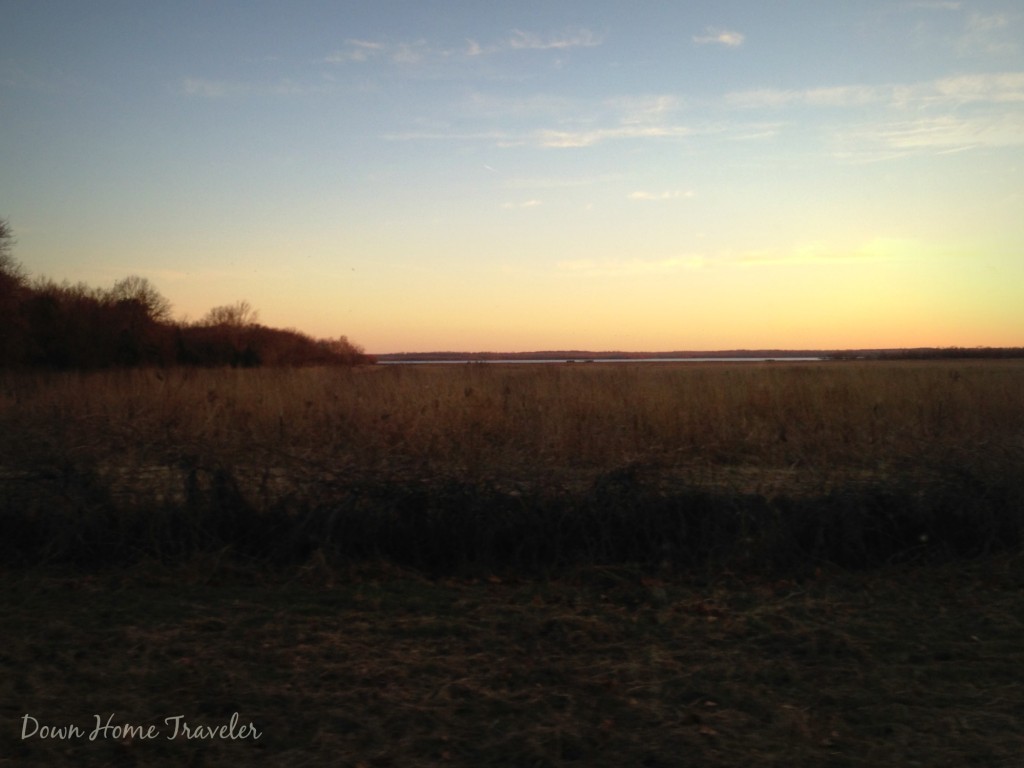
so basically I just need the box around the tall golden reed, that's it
[3,360,1021,498]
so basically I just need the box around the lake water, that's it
[379,357,826,365]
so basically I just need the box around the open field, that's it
[2,555,1024,767]
[2,361,1023,765]
[1,360,1022,571]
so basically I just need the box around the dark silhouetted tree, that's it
[0,228,369,369]
[194,300,261,366]
[0,219,30,366]
[108,275,172,324]
[324,335,367,365]
[200,300,259,328]
[100,275,174,365]
[0,218,23,287]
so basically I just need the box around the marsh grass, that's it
[2,361,1022,572]
[4,362,1024,767]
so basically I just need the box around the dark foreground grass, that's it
[2,464,1021,575]
[2,362,1023,765]
[3,555,1024,767]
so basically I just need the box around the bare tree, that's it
[108,275,173,323]
[0,218,28,365]
[321,335,367,364]
[201,300,259,327]
[0,218,26,291]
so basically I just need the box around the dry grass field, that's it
[2,360,1023,766]
[1,360,1022,571]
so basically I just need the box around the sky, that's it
[2,1,1022,353]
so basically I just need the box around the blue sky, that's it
[2,1,1022,352]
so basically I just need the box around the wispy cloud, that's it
[387,91,692,149]
[328,27,603,67]
[930,72,1024,103]
[325,39,386,63]
[957,12,1017,56]
[531,94,689,147]
[465,28,604,56]
[611,94,684,123]
[464,91,576,119]
[180,77,320,99]
[325,37,450,67]
[726,84,889,109]
[726,122,787,141]
[628,190,694,201]
[538,124,690,148]
[726,72,1024,109]
[693,27,745,47]
[835,113,1024,159]
[501,199,543,209]
[385,65,1023,160]
[895,5,1018,58]
[722,72,1024,161]
[503,174,621,190]
[506,28,603,51]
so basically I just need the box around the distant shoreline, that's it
[377,357,824,365]
[374,347,1024,363]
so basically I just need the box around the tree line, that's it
[0,219,373,369]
